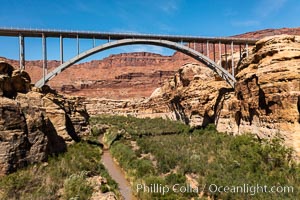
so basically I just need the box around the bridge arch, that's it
[35,39,236,88]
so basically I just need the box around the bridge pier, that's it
[206,41,209,58]
[93,37,96,48]
[231,41,234,77]
[239,44,242,59]
[77,35,80,55]
[213,43,216,62]
[60,35,64,64]
[219,41,222,64]
[42,33,47,85]
[19,34,25,70]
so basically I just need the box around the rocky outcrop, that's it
[85,35,300,157]
[0,61,31,98]
[0,62,89,176]
[153,35,300,156]
[227,35,300,154]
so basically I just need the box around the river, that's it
[101,149,136,200]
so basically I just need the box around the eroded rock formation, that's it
[228,35,300,154]
[85,35,300,157]
[0,62,89,176]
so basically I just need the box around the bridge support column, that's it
[231,41,234,77]
[206,41,209,58]
[213,43,216,62]
[19,34,25,70]
[239,44,242,59]
[225,44,228,70]
[93,37,96,48]
[60,35,64,64]
[219,41,222,66]
[77,35,80,55]
[246,43,249,57]
[42,34,47,85]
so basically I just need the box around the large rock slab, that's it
[0,62,90,176]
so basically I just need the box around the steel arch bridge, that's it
[0,28,258,88]
[35,38,236,88]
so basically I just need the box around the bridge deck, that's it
[0,27,258,45]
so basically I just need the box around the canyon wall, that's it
[0,61,89,176]
[85,35,300,157]
[2,52,186,99]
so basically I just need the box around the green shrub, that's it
[205,123,217,132]
[165,173,186,185]
[103,127,123,147]
[91,126,102,136]
[135,131,300,199]
[0,142,118,200]
[110,141,137,171]
[90,115,190,137]
[63,172,93,200]
[134,159,156,178]
[91,115,300,200]
[100,184,110,193]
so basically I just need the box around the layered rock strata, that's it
[85,35,300,157]
[0,62,89,176]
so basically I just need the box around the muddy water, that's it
[102,150,136,200]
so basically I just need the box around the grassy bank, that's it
[92,115,300,200]
[0,142,118,200]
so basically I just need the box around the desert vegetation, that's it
[91,115,300,200]
[0,142,118,200]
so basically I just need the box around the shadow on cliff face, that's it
[65,115,81,142]
[44,116,67,155]
[201,111,214,127]
[234,74,270,126]
[257,75,273,115]
[212,87,234,127]
[169,95,189,124]
[169,87,235,128]
[198,87,234,128]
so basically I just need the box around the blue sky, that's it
[0,0,299,61]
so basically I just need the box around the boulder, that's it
[0,62,31,98]
[11,70,31,93]
[0,61,14,76]
[0,74,14,97]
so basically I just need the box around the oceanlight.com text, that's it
[208,183,294,195]
[136,183,294,196]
